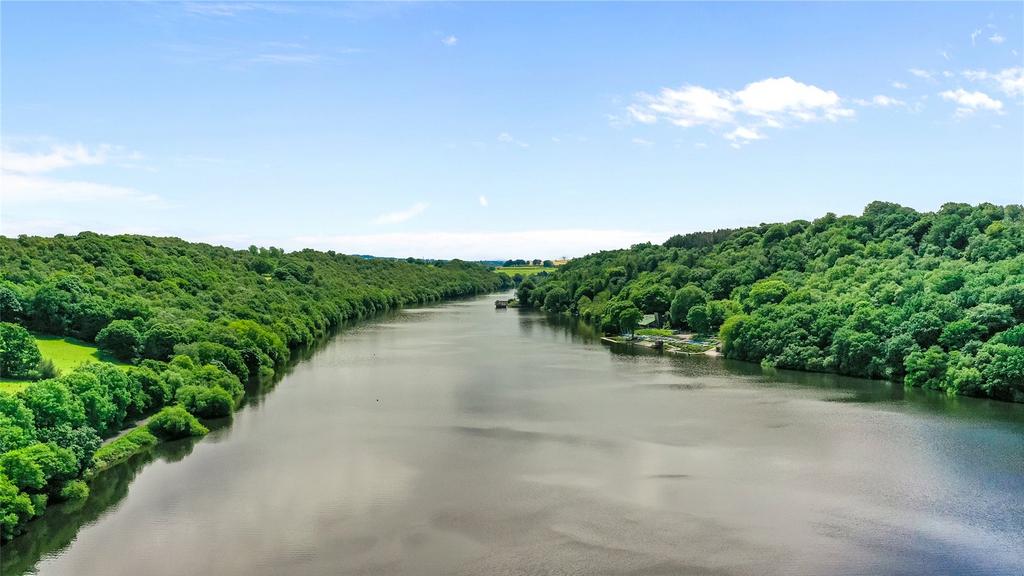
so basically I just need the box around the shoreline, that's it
[50,290,506,508]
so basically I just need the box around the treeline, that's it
[502,259,555,267]
[518,202,1024,403]
[0,233,506,540]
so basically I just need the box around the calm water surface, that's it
[5,293,1024,575]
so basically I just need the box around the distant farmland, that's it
[494,266,554,278]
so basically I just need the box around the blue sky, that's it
[2,2,1022,259]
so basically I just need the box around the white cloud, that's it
[1,142,160,210]
[627,76,853,146]
[962,66,1024,97]
[1,172,163,206]
[724,126,763,142]
[626,105,658,124]
[497,132,529,148]
[372,202,429,224]
[289,229,670,260]
[938,49,951,61]
[854,94,905,108]
[631,137,654,147]
[971,29,982,46]
[441,35,458,47]
[183,2,291,17]
[909,68,934,80]
[734,77,848,120]
[1,143,115,173]
[891,81,908,90]
[989,34,1005,44]
[631,85,735,128]
[940,88,1003,118]
[249,53,320,64]
[478,195,488,207]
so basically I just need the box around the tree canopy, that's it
[0,232,507,541]
[517,202,1023,403]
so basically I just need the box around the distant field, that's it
[35,334,126,374]
[0,381,30,393]
[495,266,555,277]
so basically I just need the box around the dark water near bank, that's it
[5,293,1024,575]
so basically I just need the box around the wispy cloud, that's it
[724,126,764,148]
[249,53,321,64]
[1,142,161,208]
[971,29,983,46]
[631,137,654,147]
[891,81,908,90]
[963,66,1024,98]
[854,94,906,108]
[626,76,853,145]
[2,173,162,206]
[909,68,934,81]
[373,202,429,225]
[989,33,1005,45]
[497,132,529,149]
[183,2,292,17]
[159,39,356,68]
[478,195,489,207]
[441,35,458,47]
[1,143,133,173]
[940,88,1003,118]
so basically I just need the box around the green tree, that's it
[976,343,1024,402]
[0,286,24,323]
[745,280,792,310]
[22,380,86,429]
[0,472,35,541]
[938,319,984,350]
[61,371,116,436]
[95,319,142,361]
[904,346,949,390]
[147,406,208,439]
[542,286,571,312]
[176,385,234,418]
[0,323,43,379]
[0,393,37,453]
[36,424,101,472]
[633,285,674,315]
[174,341,249,382]
[142,323,183,361]
[618,306,643,337]
[686,305,713,334]
[670,285,708,327]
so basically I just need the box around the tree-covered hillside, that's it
[519,202,1024,403]
[0,233,506,540]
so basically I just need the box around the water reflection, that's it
[6,294,1023,576]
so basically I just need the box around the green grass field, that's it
[495,266,555,278]
[0,335,129,389]
[0,381,30,393]
[34,334,126,374]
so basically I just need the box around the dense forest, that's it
[0,233,507,540]
[518,202,1024,403]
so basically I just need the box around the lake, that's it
[5,292,1023,575]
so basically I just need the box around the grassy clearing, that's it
[635,328,674,337]
[0,381,30,393]
[495,266,554,278]
[35,334,126,374]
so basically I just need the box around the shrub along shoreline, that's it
[0,233,508,541]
